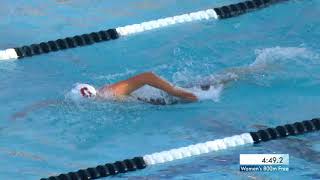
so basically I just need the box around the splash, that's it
[185,85,223,102]
[172,46,320,102]
[247,46,320,84]
[250,46,319,68]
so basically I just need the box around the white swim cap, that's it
[69,83,97,100]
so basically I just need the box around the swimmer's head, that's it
[69,83,97,100]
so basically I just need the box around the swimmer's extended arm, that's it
[104,72,197,101]
[11,100,60,120]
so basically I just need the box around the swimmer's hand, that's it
[171,88,198,102]
[11,111,28,120]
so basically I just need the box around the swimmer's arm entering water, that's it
[101,72,198,102]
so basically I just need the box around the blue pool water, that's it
[1,0,320,179]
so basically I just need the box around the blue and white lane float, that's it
[0,0,288,61]
[41,118,320,180]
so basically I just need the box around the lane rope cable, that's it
[41,118,320,180]
[0,0,289,61]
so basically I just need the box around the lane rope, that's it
[40,118,320,180]
[0,0,288,61]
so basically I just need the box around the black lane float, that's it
[0,0,289,61]
[40,118,320,180]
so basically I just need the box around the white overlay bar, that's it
[240,154,289,165]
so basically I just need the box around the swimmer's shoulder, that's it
[98,85,130,101]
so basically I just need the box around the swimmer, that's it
[11,65,255,120]
[11,72,199,119]
[71,72,198,102]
